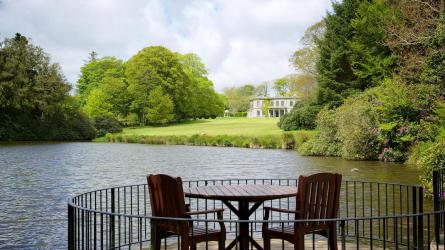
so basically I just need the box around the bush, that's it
[123,113,140,127]
[299,79,442,162]
[335,96,381,160]
[0,101,96,141]
[418,140,445,191]
[299,108,341,156]
[93,115,123,137]
[371,80,440,161]
[278,104,320,130]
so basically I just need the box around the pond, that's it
[0,142,421,249]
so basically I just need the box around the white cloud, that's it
[0,0,332,92]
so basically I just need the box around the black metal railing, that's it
[68,178,444,249]
[433,168,445,246]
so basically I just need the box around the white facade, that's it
[247,97,299,118]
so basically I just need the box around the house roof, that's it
[250,96,299,100]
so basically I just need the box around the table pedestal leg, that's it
[238,201,250,250]
[223,200,264,250]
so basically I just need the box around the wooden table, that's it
[185,184,298,250]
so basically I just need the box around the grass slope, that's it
[101,117,316,149]
[122,117,283,136]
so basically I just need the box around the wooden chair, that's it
[147,174,226,250]
[262,173,342,250]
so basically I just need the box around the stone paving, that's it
[146,238,382,249]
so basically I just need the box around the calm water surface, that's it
[0,142,421,249]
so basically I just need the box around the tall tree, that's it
[82,75,130,118]
[348,0,395,88]
[178,53,223,118]
[384,0,445,85]
[254,82,270,97]
[316,0,394,107]
[125,46,192,123]
[77,56,124,106]
[290,20,325,76]
[273,74,317,99]
[0,34,69,112]
[0,34,95,140]
[315,0,362,107]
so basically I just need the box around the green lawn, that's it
[122,117,283,136]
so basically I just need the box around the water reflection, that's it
[0,142,420,249]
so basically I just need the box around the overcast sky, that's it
[0,0,332,92]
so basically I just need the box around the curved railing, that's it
[68,178,444,249]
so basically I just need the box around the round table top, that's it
[184,184,298,202]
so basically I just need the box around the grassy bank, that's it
[120,117,284,136]
[97,118,316,149]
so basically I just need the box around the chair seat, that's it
[267,225,328,236]
[189,225,222,237]
[267,225,294,235]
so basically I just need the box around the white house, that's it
[247,96,300,118]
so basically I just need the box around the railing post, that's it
[110,188,115,249]
[418,187,424,249]
[68,203,75,250]
[433,170,441,245]
[340,220,346,250]
[413,186,418,248]
[150,219,156,250]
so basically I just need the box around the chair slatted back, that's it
[147,174,189,233]
[295,173,342,229]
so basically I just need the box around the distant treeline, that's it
[77,48,224,127]
[0,34,224,140]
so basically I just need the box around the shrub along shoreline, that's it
[96,131,315,150]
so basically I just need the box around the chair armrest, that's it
[187,208,226,234]
[186,208,224,216]
[262,207,299,233]
[264,207,299,214]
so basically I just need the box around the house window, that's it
[290,101,294,106]
[281,101,284,106]
[257,110,261,116]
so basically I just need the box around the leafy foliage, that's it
[125,46,192,124]
[77,56,125,106]
[83,75,130,118]
[335,96,381,160]
[273,74,317,98]
[78,48,223,125]
[145,86,175,125]
[371,80,440,161]
[384,0,445,85]
[300,79,441,162]
[299,108,341,156]
[0,34,95,141]
[417,140,445,191]
[290,20,325,76]
[179,53,224,119]
[316,0,394,107]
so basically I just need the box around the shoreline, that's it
[95,131,314,150]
